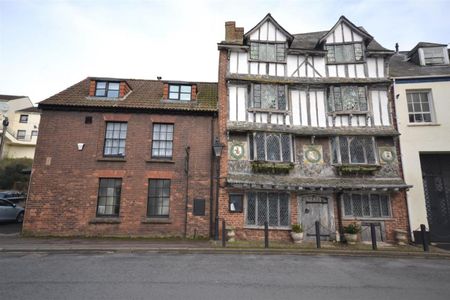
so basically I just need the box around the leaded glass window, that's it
[251,132,292,162]
[328,86,367,112]
[246,192,290,227]
[250,43,286,62]
[253,84,286,110]
[331,136,376,165]
[326,43,364,63]
[343,193,390,218]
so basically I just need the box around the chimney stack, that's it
[225,21,244,44]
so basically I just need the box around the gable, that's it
[320,16,372,45]
[245,14,293,43]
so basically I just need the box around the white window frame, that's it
[406,89,436,124]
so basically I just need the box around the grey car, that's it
[0,199,24,223]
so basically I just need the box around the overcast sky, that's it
[1,0,449,104]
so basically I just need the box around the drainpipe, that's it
[209,116,215,238]
[184,145,190,238]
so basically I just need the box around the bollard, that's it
[420,224,429,252]
[370,223,377,250]
[214,217,219,241]
[315,221,321,248]
[222,219,226,247]
[264,221,269,248]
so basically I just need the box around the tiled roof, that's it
[16,106,41,113]
[290,28,392,52]
[39,78,218,112]
[0,95,27,101]
[389,52,450,77]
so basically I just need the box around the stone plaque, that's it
[379,147,396,164]
[303,145,323,164]
[229,141,247,160]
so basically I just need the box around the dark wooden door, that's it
[302,195,331,240]
[421,154,450,242]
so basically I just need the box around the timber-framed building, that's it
[217,14,410,242]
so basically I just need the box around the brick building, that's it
[217,14,410,242]
[23,77,218,238]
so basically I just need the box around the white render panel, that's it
[348,64,356,78]
[353,31,363,42]
[309,91,318,126]
[269,63,276,76]
[316,90,326,127]
[285,115,290,125]
[287,55,298,76]
[377,57,384,78]
[356,64,365,78]
[328,116,333,126]
[341,115,349,126]
[291,90,301,126]
[259,63,267,75]
[334,24,343,43]
[371,90,382,126]
[326,34,334,44]
[307,56,314,78]
[367,58,377,78]
[238,52,248,74]
[229,52,238,74]
[228,86,237,121]
[328,65,337,77]
[314,57,326,77]
[250,29,259,40]
[351,115,358,127]
[270,114,278,124]
[260,21,268,40]
[335,116,342,127]
[379,90,390,125]
[250,62,258,75]
[359,115,367,126]
[261,113,268,123]
[248,112,254,122]
[275,29,287,41]
[342,23,352,42]
[255,113,261,123]
[267,21,276,41]
[300,91,308,126]
[276,64,285,76]
[237,87,246,121]
[299,57,307,77]
[337,65,346,77]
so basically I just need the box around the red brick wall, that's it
[23,110,215,238]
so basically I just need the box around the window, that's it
[328,86,367,112]
[96,178,122,217]
[246,192,289,227]
[152,123,173,159]
[249,132,292,162]
[250,42,286,62]
[17,130,26,140]
[103,122,127,157]
[95,81,120,98]
[169,85,191,101]
[331,136,376,164]
[19,114,28,123]
[229,194,243,213]
[193,199,206,216]
[326,43,364,63]
[31,130,38,137]
[406,91,434,123]
[343,193,390,218]
[252,84,286,110]
[423,47,445,65]
[148,179,170,217]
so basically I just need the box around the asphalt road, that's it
[0,221,21,234]
[0,252,449,300]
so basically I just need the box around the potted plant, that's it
[343,223,361,245]
[290,224,303,243]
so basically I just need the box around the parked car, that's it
[0,199,24,223]
[0,191,27,204]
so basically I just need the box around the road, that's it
[0,252,449,300]
[0,221,21,234]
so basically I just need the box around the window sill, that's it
[97,157,126,162]
[146,159,175,164]
[326,61,365,65]
[89,217,121,224]
[407,123,440,127]
[248,59,286,64]
[244,226,291,231]
[329,111,369,116]
[142,218,171,224]
[342,217,392,221]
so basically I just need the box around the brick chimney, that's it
[225,21,244,44]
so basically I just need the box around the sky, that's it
[1,0,449,104]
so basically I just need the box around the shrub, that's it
[343,223,361,234]
[0,158,33,191]
[291,224,303,233]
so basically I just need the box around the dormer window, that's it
[95,81,120,98]
[250,42,286,62]
[326,43,364,63]
[423,47,446,65]
[169,84,192,101]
